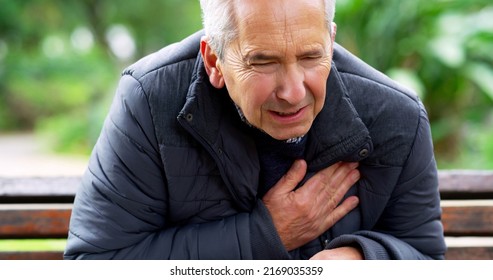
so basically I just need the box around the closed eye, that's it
[300,55,322,61]
[299,55,325,68]
[249,61,279,72]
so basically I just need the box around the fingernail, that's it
[352,170,360,180]
[350,196,359,206]
[294,159,304,169]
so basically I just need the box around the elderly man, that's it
[64,0,446,260]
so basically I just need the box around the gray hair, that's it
[199,0,336,60]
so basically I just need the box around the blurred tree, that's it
[0,0,491,168]
[0,0,202,154]
[334,0,493,168]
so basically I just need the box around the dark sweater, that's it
[253,129,307,198]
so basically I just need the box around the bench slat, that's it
[445,246,493,260]
[2,248,492,260]
[0,207,71,239]
[441,205,493,236]
[1,171,492,201]
[0,251,63,260]
[0,177,79,203]
[438,170,493,199]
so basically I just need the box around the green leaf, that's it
[465,63,493,101]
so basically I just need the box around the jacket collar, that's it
[178,53,260,210]
[305,60,373,171]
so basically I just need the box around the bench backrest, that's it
[1,171,493,260]
[0,177,77,260]
[438,171,493,260]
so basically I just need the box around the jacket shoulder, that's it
[111,31,204,148]
[122,30,203,80]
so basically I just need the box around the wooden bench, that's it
[1,171,492,260]
[0,177,78,260]
[438,170,493,260]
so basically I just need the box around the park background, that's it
[0,0,492,252]
[1,0,493,169]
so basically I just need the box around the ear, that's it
[200,37,225,89]
[331,22,337,40]
[330,22,337,52]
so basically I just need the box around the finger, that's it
[317,162,359,198]
[328,167,360,202]
[267,159,307,196]
[295,162,340,196]
[323,162,358,190]
[298,161,356,197]
[321,195,359,230]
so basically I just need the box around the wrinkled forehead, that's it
[233,0,325,29]
[230,0,329,53]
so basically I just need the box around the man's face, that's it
[217,0,334,140]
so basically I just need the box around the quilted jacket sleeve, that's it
[64,75,288,259]
[326,102,446,259]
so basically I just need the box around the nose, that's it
[276,64,306,104]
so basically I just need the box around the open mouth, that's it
[273,107,304,117]
[276,111,298,116]
[269,106,308,124]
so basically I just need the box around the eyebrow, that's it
[299,49,324,58]
[244,52,280,63]
[244,49,325,63]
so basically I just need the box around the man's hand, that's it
[310,247,364,260]
[262,160,360,251]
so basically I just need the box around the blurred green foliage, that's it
[334,0,493,169]
[0,239,66,252]
[0,0,492,168]
[0,0,202,154]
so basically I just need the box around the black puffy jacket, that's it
[64,31,446,259]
